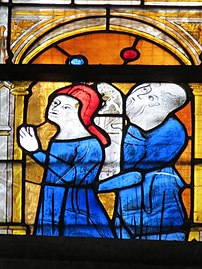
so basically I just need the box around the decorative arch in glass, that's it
[0,3,202,240]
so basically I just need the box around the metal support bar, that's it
[0,64,202,83]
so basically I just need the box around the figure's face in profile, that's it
[126,84,160,120]
[125,83,187,130]
[48,95,79,125]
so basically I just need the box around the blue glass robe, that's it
[99,117,187,240]
[32,137,114,238]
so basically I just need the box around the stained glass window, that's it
[0,0,202,241]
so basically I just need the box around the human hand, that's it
[18,126,39,152]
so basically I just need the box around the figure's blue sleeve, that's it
[30,140,101,185]
[98,171,142,192]
[32,151,47,164]
[32,150,67,165]
[31,146,76,184]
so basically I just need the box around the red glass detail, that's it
[122,49,138,60]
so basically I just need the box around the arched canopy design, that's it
[11,9,201,65]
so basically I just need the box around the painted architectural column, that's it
[0,80,31,234]
[10,81,31,234]
[0,6,13,233]
[0,81,31,234]
[0,82,13,232]
[0,6,8,64]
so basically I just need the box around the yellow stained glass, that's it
[145,0,202,5]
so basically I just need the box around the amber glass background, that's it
[33,33,180,65]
